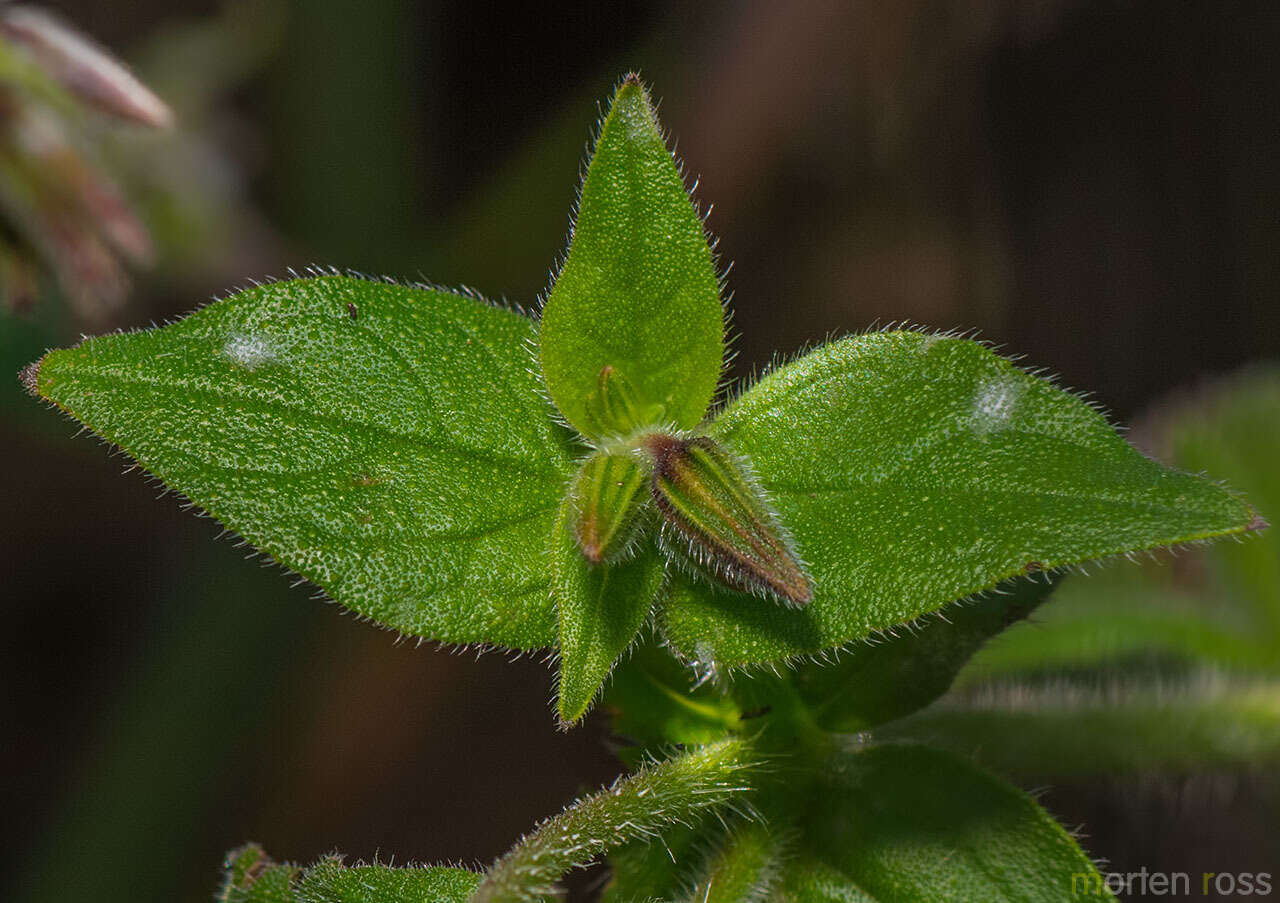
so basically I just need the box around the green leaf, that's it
[682,822,785,903]
[884,678,1280,778]
[471,737,759,903]
[30,275,574,649]
[603,637,741,758]
[959,568,1276,682]
[301,859,481,903]
[219,845,481,903]
[786,744,1113,901]
[792,576,1058,732]
[553,494,665,724]
[659,331,1257,665]
[604,819,707,903]
[538,76,723,438]
[222,845,298,903]
[1168,364,1279,631]
[961,364,1280,682]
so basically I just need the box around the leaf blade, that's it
[787,743,1114,901]
[539,77,723,437]
[553,494,664,724]
[34,275,574,649]
[661,331,1256,664]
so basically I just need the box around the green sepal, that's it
[569,447,651,564]
[645,433,812,606]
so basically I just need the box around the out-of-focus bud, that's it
[569,448,651,564]
[0,7,173,317]
[583,364,664,438]
[0,6,173,128]
[0,104,131,313]
[644,433,812,607]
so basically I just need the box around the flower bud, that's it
[644,434,812,607]
[569,448,651,564]
[1,6,174,128]
[583,365,663,437]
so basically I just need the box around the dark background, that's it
[3,1,1278,901]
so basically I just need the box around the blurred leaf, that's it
[603,637,741,759]
[538,77,723,438]
[883,678,1280,778]
[219,845,481,903]
[471,738,759,903]
[1166,365,1279,632]
[682,822,785,903]
[783,744,1113,901]
[553,493,665,724]
[603,819,706,903]
[792,576,1059,733]
[960,571,1275,681]
[30,276,574,649]
[660,331,1257,665]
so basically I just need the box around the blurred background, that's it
[2,1,1278,901]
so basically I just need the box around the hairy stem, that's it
[469,738,759,903]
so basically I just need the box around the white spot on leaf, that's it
[223,332,276,370]
[971,376,1021,433]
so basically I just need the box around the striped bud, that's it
[569,449,651,564]
[644,434,812,607]
[583,365,663,437]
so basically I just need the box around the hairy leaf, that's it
[660,331,1257,665]
[963,364,1279,682]
[786,744,1113,901]
[219,846,480,903]
[553,494,665,724]
[29,275,574,649]
[470,737,759,903]
[603,819,708,903]
[539,77,723,437]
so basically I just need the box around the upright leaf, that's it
[1169,365,1279,627]
[553,494,665,724]
[659,331,1257,665]
[29,275,574,649]
[785,744,1114,901]
[539,76,723,437]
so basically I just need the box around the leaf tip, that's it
[1247,510,1269,532]
[621,70,643,87]
[555,687,591,729]
[18,355,43,398]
